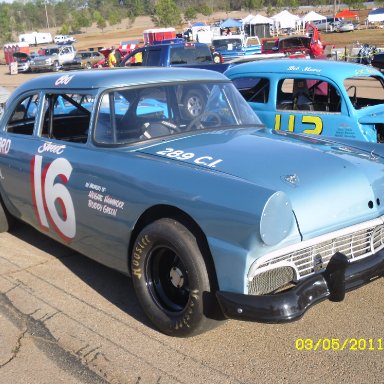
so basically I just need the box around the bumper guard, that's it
[216,251,384,323]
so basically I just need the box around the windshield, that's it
[212,38,243,50]
[343,76,384,109]
[94,81,262,145]
[43,48,59,55]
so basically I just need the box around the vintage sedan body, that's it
[1,68,384,337]
[225,59,384,143]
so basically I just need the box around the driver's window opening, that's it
[6,94,40,135]
[277,78,341,112]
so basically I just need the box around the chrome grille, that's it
[257,226,384,279]
[248,267,294,295]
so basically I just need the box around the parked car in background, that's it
[0,85,10,117]
[333,20,354,32]
[12,51,38,73]
[62,50,105,70]
[210,35,261,61]
[54,35,76,45]
[30,45,76,72]
[2,68,384,337]
[120,42,230,72]
[312,17,342,31]
[260,24,324,59]
[225,59,384,143]
[261,36,312,58]
[372,51,384,71]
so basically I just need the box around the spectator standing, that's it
[114,49,122,66]
[108,49,116,67]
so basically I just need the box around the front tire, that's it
[52,61,60,72]
[131,218,216,337]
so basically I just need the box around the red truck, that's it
[261,23,324,58]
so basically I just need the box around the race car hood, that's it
[138,127,384,239]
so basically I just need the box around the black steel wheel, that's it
[131,218,217,337]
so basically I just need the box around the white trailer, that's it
[19,32,53,46]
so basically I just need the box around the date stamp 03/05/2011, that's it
[295,338,384,351]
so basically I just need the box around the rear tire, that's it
[131,218,217,337]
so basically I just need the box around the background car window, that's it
[146,50,160,66]
[277,78,341,112]
[5,94,39,135]
[231,77,270,103]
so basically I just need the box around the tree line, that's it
[0,0,369,44]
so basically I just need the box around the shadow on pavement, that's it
[8,222,154,331]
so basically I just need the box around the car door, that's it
[231,74,350,139]
[0,91,85,228]
[273,77,350,138]
[0,90,130,270]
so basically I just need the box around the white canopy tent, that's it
[241,14,274,38]
[271,10,301,30]
[241,14,255,23]
[367,8,384,23]
[301,11,326,23]
[245,14,274,25]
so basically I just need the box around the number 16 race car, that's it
[0,68,384,336]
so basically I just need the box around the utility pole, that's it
[45,0,50,29]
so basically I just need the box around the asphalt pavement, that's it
[1,223,384,384]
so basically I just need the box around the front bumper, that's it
[216,251,384,322]
[30,64,54,71]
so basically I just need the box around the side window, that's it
[95,90,136,144]
[95,86,174,144]
[6,94,39,135]
[41,93,92,143]
[146,49,161,66]
[124,50,144,66]
[231,77,270,103]
[344,76,384,109]
[170,48,187,64]
[277,78,341,112]
[193,46,212,63]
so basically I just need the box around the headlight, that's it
[259,191,294,246]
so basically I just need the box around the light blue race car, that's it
[225,59,384,143]
[1,68,384,337]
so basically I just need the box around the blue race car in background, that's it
[1,68,384,337]
[225,59,384,143]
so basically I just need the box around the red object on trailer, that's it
[143,28,176,45]
[3,42,30,64]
